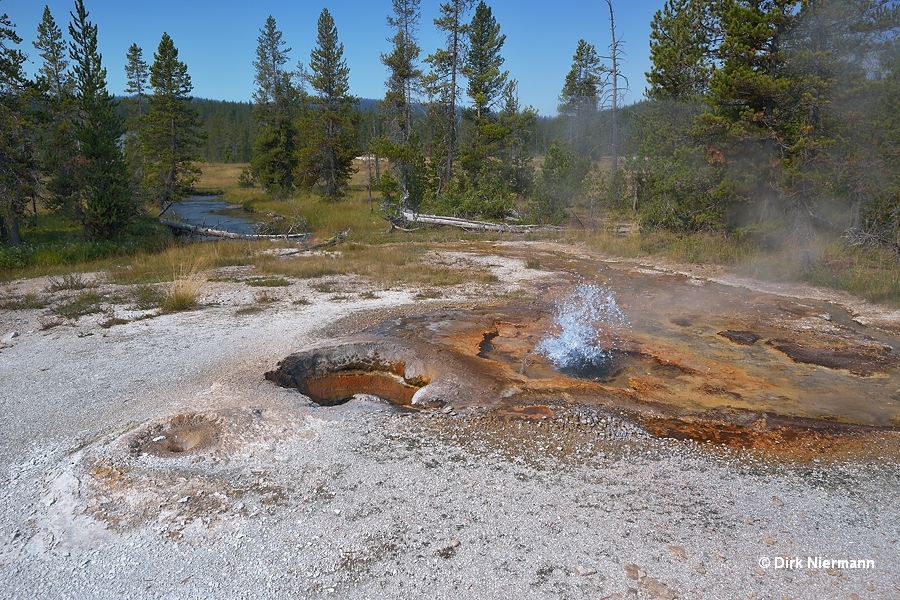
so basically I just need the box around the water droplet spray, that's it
[537,283,629,379]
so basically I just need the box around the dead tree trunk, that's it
[606,0,624,175]
[398,210,563,233]
[159,218,312,241]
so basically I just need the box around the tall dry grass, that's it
[107,240,255,285]
[159,252,210,312]
[580,225,900,305]
[254,242,498,288]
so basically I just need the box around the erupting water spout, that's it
[537,283,628,379]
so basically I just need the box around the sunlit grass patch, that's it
[580,224,900,307]
[203,160,388,243]
[0,213,170,278]
[650,232,749,265]
[0,292,49,310]
[245,275,291,287]
[54,290,103,320]
[133,284,165,310]
[195,162,246,194]
[738,240,900,306]
[47,272,97,292]
[255,241,500,289]
[151,252,210,313]
[161,279,202,313]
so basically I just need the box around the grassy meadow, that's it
[2,160,898,307]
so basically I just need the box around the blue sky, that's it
[5,0,664,116]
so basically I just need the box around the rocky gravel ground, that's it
[1,251,898,599]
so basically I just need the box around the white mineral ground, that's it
[0,241,897,599]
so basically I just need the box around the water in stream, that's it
[168,196,257,235]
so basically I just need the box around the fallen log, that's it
[159,218,312,241]
[399,210,563,233]
[264,230,351,256]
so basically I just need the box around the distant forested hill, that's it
[117,97,565,164]
[192,99,391,164]
[191,99,254,163]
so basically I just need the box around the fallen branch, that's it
[568,207,585,230]
[388,223,423,233]
[844,227,900,257]
[157,202,174,218]
[159,218,312,241]
[269,230,350,256]
[304,229,350,251]
[399,210,563,233]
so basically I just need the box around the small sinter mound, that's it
[130,413,221,457]
[718,330,762,346]
[767,338,898,376]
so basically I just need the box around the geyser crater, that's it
[265,341,433,408]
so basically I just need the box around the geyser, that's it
[536,283,628,379]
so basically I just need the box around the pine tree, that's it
[497,80,536,198]
[124,43,147,119]
[559,40,603,116]
[558,39,605,157]
[305,8,357,200]
[68,0,134,239]
[646,0,716,101]
[123,43,148,187]
[787,0,900,239]
[378,0,426,211]
[34,5,71,99]
[141,32,203,206]
[32,5,78,215]
[459,1,510,186]
[464,1,507,119]
[0,6,36,245]
[423,0,473,190]
[250,15,300,197]
[698,0,806,218]
[634,0,900,235]
[382,0,421,148]
[862,18,900,245]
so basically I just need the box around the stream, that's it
[167,196,258,235]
